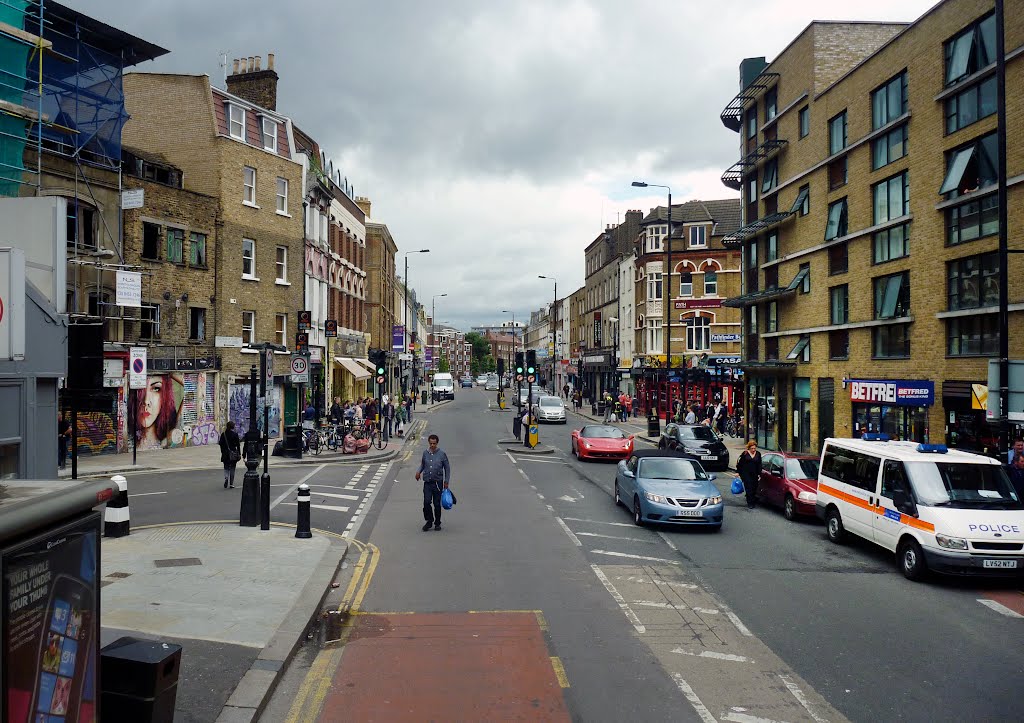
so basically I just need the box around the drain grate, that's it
[153,557,203,568]
[144,525,223,543]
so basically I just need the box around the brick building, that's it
[436,330,472,379]
[720,1,1023,454]
[362,204,399,394]
[485,332,516,374]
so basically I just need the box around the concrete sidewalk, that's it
[101,522,347,723]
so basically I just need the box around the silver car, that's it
[535,395,567,424]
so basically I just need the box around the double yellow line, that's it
[284,538,380,723]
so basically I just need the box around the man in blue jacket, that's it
[415,434,450,531]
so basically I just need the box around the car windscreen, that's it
[905,461,1022,508]
[539,397,562,407]
[785,458,819,480]
[638,458,708,480]
[679,426,718,441]
[583,426,625,439]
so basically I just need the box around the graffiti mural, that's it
[75,412,118,455]
[228,384,282,439]
[130,372,219,450]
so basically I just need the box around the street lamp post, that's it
[538,276,557,392]
[633,181,672,419]
[403,249,430,393]
[431,293,447,399]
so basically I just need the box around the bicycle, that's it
[369,422,388,450]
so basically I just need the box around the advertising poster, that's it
[3,514,100,723]
[392,325,405,353]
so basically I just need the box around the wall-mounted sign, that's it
[324,319,338,337]
[707,355,741,366]
[297,310,312,332]
[583,355,606,364]
[848,379,934,407]
[711,333,741,342]
[593,311,602,347]
[115,270,142,308]
[122,188,144,209]
[215,336,243,348]
[674,299,722,310]
[392,325,405,353]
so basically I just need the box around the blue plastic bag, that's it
[441,488,454,510]
[730,477,744,495]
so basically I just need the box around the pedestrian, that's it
[406,392,414,419]
[563,383,570,399]
[714,401,726,436]
[613,396,623,423]
[383,398,394,436]
[1005,453,1024,500]
[603,391,614,423]
[684,405,697,425]
[624,394,633,421]
[329,397,343,424]
[57,411,71,469]
[415,434,450,531]
[218,420,242,489]
[736,440,763,509]
[302,400,316,431]
[1007,437,1024,464]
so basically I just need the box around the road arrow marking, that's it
[671,647,751,663]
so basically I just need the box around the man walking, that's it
[415,434,450,531]
[684,405,697,425]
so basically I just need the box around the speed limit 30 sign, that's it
[290,354,309,383]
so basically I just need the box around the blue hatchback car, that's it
[614,450,724,530]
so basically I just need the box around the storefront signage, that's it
[593,311,602,347]
[711,333,741,342]
[674,299,722,310]
[708,356,741,366]
[583,355,606,364]
[848,379,934,406]
[392,325,405,353]
[115,270,142,308]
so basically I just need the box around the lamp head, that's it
[631,181,648,188]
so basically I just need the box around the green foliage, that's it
[438,353,450,373]
[464,332,491,362]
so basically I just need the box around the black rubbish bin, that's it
[596,401,606,418]
[512,414,522,440]
[647,410,660,438]
[283,425,303,458]
[101,636,182,723]
[421,389,428,405]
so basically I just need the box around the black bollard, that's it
[104,474,130,538]
[239,456,260,527]
[260,472,270,530]
[295,483,312,538]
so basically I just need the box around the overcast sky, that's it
[83,0,937,330]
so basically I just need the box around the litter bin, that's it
[647,410,660,438]
[421,389,428,405]
[101,636,182,723]
[512,414,522,440]
[282,424,303,458]
[596,401,606,418]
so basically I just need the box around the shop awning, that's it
[334,357,370,379]
[353,358,377,373]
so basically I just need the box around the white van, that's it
[432,373,455,400]
[816,436,1024,581]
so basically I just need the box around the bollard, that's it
[239,456,260,527]
[260,472,270,531]
[295,483,312,538]
[104,474,130,537]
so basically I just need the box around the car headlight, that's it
[936,534,968,550]
[797,491,817,502]
[644,492,664,503]
[623,442,631,449]
[580,440,590,448]
[707,495,722,505]
[683,447,702,454]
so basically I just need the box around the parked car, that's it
[460,377,474,388]
[614,450,723,529]
[757,451,820,520]
[571,425,634,461]
[534,396,566,424]
[657,423,730,471]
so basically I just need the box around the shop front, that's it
[582,352,616,401]
[739,361,797,451]
[942,380,1000,455]
[848,378,933,443]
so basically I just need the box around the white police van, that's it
[816,435,1024,580]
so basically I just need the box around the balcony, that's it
[722,187,807,248]
[721,139,788,190]
[723,267,808,308]
[720,72,779,132]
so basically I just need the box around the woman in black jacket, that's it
[218,421,242,489]
[736,440,762,509]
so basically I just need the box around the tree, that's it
[438,353,450,373]
[464,332,492,366]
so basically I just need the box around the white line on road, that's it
[658,530,679,551]
[671,647,751,663]
[518,469,529,481]
[555,517,582,546]
[778,674,829,723]
[310,492,361,501]
[977,599,1024,618]
[591,565,645,634]
[670,674,716,723]
[546,504,554,511]
[282,502,350,513]
[591,549,681,565]
[270,465,325,510]
[615,576,698,590]
[633,600,684,609]
[693,607,720,615]
[563,517,634,528]
[517,457,566,465]
[724,609,753,637]
[537,493,545,500]
[722,711,786,723]
[505,451,517,465]
[558,495,577,503]
[130,491,167,497]
[576,531,655,544]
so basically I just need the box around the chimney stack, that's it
[226,53,279,111]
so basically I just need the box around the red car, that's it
[757,451,820,520]
[571,425,634,462]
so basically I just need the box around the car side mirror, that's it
[707,473,717,481]
[892,488,916,516]
[628,435,635,440]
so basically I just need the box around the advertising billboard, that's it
[392,325,405,353]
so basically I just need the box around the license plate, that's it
[982,559,1018,569]
[701,455,717,461]
[675,509,704,517]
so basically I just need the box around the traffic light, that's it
[514,352,524,382]
[496,358,505,377]
[368,348,387,386]
[526,349,537,384]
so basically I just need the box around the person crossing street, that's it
[415,434,450,531]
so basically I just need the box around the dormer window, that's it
[229,104,246,141]
[262,117,278,152]
[688,226,706,248]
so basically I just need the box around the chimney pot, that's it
[268,53,275,70]
[247,56,255,72]
[232,58,239,74]
[255,55,262,71]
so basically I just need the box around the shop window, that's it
[825,198,847,241]
[829,330,849,360]
[946,195,998,245]
[947,315,998,356]
[872,71,908,130]
[142,222,161,260]
[829,242,848,275]
[830,285,849,325]
[874,271,910,319]
[944,13,996,86]
[166,228,184,264]
[939,132,997,198]
[871,125,908,171]
[873,324,910,358]
[947,251,999,310]
[189,307,206,341]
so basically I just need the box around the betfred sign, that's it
[848,379,934,407]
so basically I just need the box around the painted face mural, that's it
[133,374,184,450]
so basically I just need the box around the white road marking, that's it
[270,465,325,510]
[130,491,167,497]
[670,673,716,723]
[558,495,577,503]
[671,648,751,663]
[724,609,753,637]
[546,505,554,511]
[615,576,698,590]
[517,457,566,465]
[591,549,681,565]
[778,674,829,723]
[694,607,720,615]
[633,600,684,610]
[310,492,361,501]
[591,565,645,634]
[657,530,678,551]
[977,599,1024,618]
[563,517,634,528]
[518,469,529,481]
[555,517,582,546]
[505,451,517,464]
[576,531,655,544]
[722,711,786,723]
[570,486,586,499]
[282,502,350,513]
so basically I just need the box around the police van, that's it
[816,435,1024,581]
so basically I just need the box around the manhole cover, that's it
[153,557,203,568]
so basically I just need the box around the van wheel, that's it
[783,495,797,521]
[898,538,928,581]
[825,508,846,544]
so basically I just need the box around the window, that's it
[166,228,184,264]
[793,185,810,216]
[765,337,779,360]
[947,315,998,356]
[798,263,810,293]
[798,106,809,138]
[767,301,778,333]
[140,304,160,340]
[680,272,692,296]
[747,176,757,204]
[746,109,757,139]
[242,238,256,278]
[872,172,910,263]
[704,271,717,296]
[66,201,95,250]
[787,335,810,362]
[830,285,849,324]
[189,232,207,267]
[142,222,160,260]
[871,125,908,170]
[822,445,880,492]
[686,317,710,351]
[948,252,999,310]
[747,305,759,357]
[765,266,778,289]
[765,232,778,262]
[242,311,256,345]
[829,242,848,275]
[229,103,245,140]
[276,177,288,214]
[946,195,998,245]
[647,273,663,300]
[688,226,706,248]
[761,158,778,193]
[189,307,206,341]
[276,245,288,283]
[944,13,996,86]
[872,71,908,130]
[647,319,663,353]
[765,87,777,122]
[830,330,849,359]
[275,313,286,346]
[874,324,910,358]
[243,166,257,205]
[828,157,847,190]
[828,111,847,154]
[262,117,278,152]
[874,271,910,319]
[939,132,997,197]
[946,76,996,134]
[825,198,848,241]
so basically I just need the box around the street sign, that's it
[290,354,309,383]
[325,319,338,337]
[265,349,276,396]
[297,310,311,331]
[215,336,243,348]
[121,188,144,210]
[398,352,412,362]
[295,332,309,352]
[129,347,147,389]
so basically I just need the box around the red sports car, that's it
[571,425,634,461]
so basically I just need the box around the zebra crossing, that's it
[279,461,393,538]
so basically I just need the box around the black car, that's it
[657,423,730,471]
